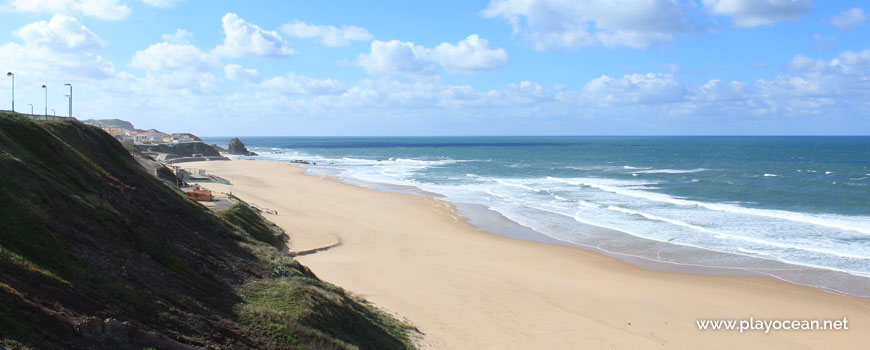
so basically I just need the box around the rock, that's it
[227,137,257,156]
[76,317,131,343]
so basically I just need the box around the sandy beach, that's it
[186,159,869,349]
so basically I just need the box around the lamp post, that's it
[41,85,47,116]
[6,72,12,112]
[64,83,72,118]
[28,103,33,115]
[65,95,70,117]
[51,109,56,116]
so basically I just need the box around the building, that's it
[184,184,213,201]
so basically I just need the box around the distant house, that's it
[170,133,196,144]
[133,132,150,144]
[147,129,169,142]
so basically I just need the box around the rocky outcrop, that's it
[228,137,257,156]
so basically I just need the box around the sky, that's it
[0,0,869,136]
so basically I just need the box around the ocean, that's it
[202,136,870,297]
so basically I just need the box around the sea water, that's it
[203,136,870,297]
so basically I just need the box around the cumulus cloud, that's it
[358,40,435,75]
[827,8,868,30]
[281,20,373,47]
[132,42,216,72]
[581,73,685,105]
[358,35,508,75]
[140,0,183,8]
[785,50,870,75]
[0,14,115,80]
[481,0,701,50]
[130,32,221,94]
[15,13,104,52]
[702,0,812,27]
[223,64,261,83]
[6,0,131,21]
[750,49,870,117]
[214,13,294,58]
[430,35,510,74]
[694,79,747,101]
[258,73,345,95]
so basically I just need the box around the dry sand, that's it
[186,159,869,349]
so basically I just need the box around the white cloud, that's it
[694,79,747,101]
[481,0,700,50]
[128,32,220,93]
[214,13,294,58]
[430,35,509,74]
[702,0,812,27]
[827,8,868,30]
[0,14,115,81]
[581,73,685,105]
[15,13,104,52]
[358,35,508,75]
[358,40,436,75]
[258,73,345,95]
[140,0,183,8]
[281,20,373,47]
[786,54,828,72]
[483,81,554,106]
[752,50,870,116]
[785,50,870,75]
[6,0,131,21]
[161,29,193,44]
[132,41,217,72]
[223,64,261,83]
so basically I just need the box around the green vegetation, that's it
[0,111,415,349]
[221,200,287,247]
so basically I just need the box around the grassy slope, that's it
[0,112,414,350]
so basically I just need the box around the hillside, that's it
[0,111,415,350]
[81,118,136,130]
[139,141,222,157]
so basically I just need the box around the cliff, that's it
[82,118,136,130]
[0,111,415,350]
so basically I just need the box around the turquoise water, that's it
[203,136,870,296]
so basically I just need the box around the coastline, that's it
[187,159,870,349]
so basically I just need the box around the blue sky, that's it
[1,0,869,135]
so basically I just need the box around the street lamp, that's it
[6,72,13,112]
[64,83,72,118]
[65,94,70,117]
[51,109,56,116]
[28,103,33,115]
[41,85,47,117]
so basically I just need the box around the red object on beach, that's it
[185,184,214,201]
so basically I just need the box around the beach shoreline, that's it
[186,159,870,349]
[309,161,870,297]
